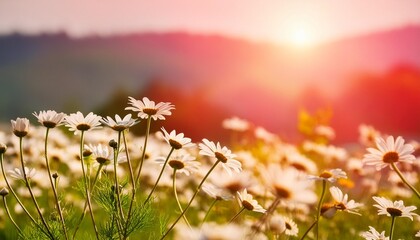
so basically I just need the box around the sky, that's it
[0,0,420,46]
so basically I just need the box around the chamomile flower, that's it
[8,167,36,181]
[307,168,347,183]
[202,183,234,201]
[64,112,102,135]
[161,128,194,150]
[363,136,416,170]
[11,118,30,137]
[33,110,66,128]
[283,216,299,237]
[199,139,242,176]
[329,186,362,215]
[360,226,389,240]
[372,196,418,220]
[156,152,200,176]
[85,144,126,166]
[101,114,139,131]
[222,117,250,132]
[125,96,174,121]
[236,189,266,213]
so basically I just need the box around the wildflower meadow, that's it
[0,96,419,240]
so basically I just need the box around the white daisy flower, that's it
[329,186,362,215]
[199,139,242,176]
[8,167,36,181]
[201,183,234,201]
[222,116,250,132]
[363,136,416,170]
[307,168,347,183]
[283,216,299,237]
[156,152,200,176]
[372,196,418,220]
[11,118,30,137]
[161,128,194,150]
[360,226,389,240]
[85,144,126,165]
[64,112,102,135]
[101,114,139,131]
[125,96,174,121]
[33,110,66,128]
[236,189,266,213]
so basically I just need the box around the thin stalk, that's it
[391,162,420,199]
[78,131,100,240]
[252,197,281,234]
[72,164,104,239]
[122,130,136,240]
[228,207,245,223]
[172,169,191,228]
[160,160,221,240]
[2,196,23,236]
[113,131,125,223]
[315,180,327,240]
[144,147,175,204]
[0,153,47,235]
[201,198,218,227]
[134,116,152,187]
[389,216,396,240]
[44,128,68,239]
[300,220,318,240]
[18,137,55,239]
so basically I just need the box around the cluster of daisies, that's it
[0,96,419,239]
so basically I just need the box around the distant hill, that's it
[1,26,420,142]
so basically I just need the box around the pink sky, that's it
[0,0,420,45]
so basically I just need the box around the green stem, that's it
[315,180,327,240]
[389,216,396,240]
[201,198,218,227]
[113,131,125,224]
[160,160,221,240]
[44,128,68,239]
[2,196,23,236]
[228,207,245,223]
[391,162,420,199]
[19,137,55,239]
[0,153,47,235]
[300,220,318,240]
[172,169,191,228]
[135,116,152,187]
[122,130,136,240]
[144,147,175,204]
[78,131,100,240]
[73,164,103,239]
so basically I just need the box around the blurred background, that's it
[0,0,420,143]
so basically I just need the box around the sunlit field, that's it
[0,96,419,240]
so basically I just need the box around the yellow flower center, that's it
[76,124,91,131]
[169,139,183,150]
[319,171,333,179]
[242,200,254,211]
[169,160,185,170]
[386,207,402,217]
[382,152,399,163]
[274,186,291,199]
[215,152,228,163]
[143,108,157,115]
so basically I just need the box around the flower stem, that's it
[0,153,48,236]
[113,131,125,224]
[135,116,152,187]
[44,128,68,240]
[300,220,318,240]
[201,198,218,227]
[144,147,175,204]
[228,207,245,223]
[389,216,396,240]
[19,137,55,239]
[2,196,23,236]
[78,131,100,240]
[172,169,191,228]
[315,180,327,240]
[391,162,420,199]
[160,160,221,240]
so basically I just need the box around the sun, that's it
[290,28,312,48]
